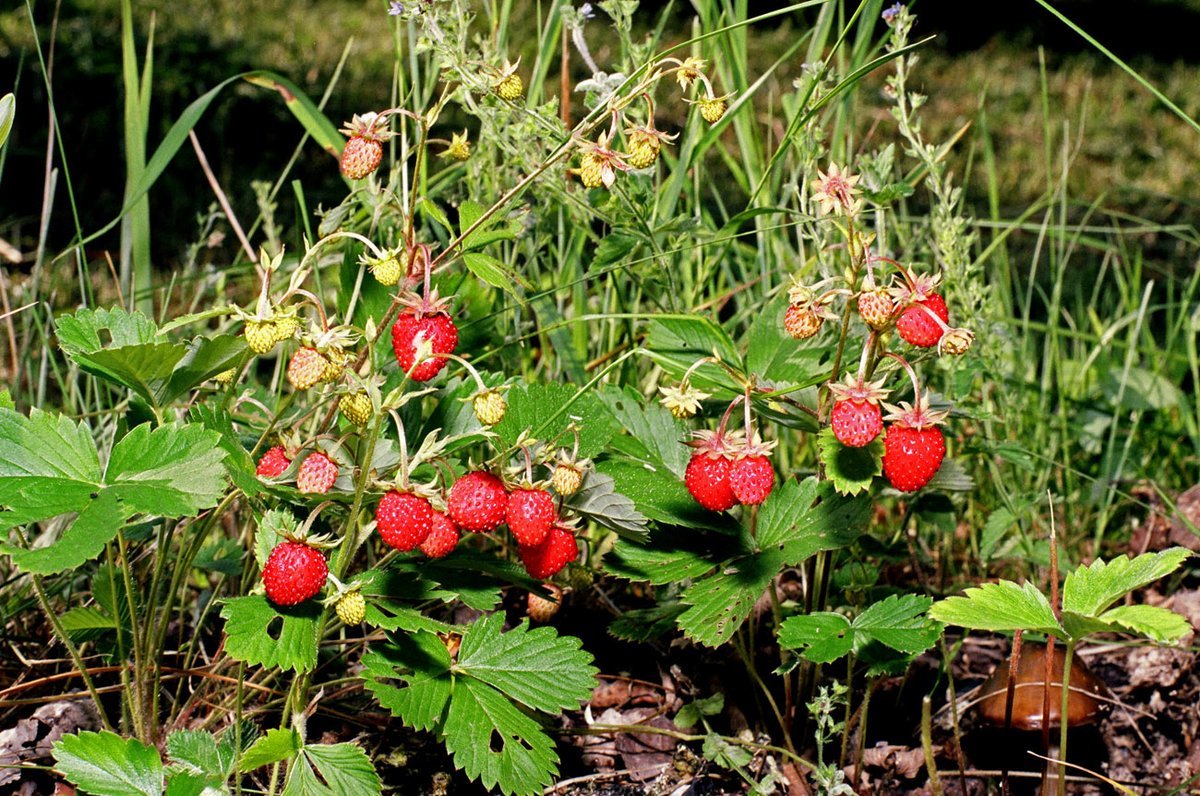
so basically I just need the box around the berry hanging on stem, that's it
[878,353,950,492]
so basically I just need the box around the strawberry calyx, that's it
[339,111,395,143]
[828,373,889,406]
[882,395,949,431]
[686,427,745,459]
[888,266,942,306]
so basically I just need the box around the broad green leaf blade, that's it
[160,334,246,404]
[594,386,690,476]
[56,307,159,352]
[442,678,558,796]
[492,382,619,459]
[220,597,320,673]
[3,489,129,574]
[462,252,523,296]
[238,728,302,772]
[608,525,743,585]
[53,731,164,796]
[1095,604,1192,643]
[777,613,854,663]
[608,603,687,643]
[0,93,14,150]
[190,404,261,498]
[562,471,649,542]
[281,755,328,796]
[456,614,597,714]
[677,548,785,647]
[164,771,210,796]
[929,581,1065,636]
[166,729,233,779]
[756,476,870,561]
[55,308,177,404]
[1062,548,1191,618]
[0,408,102,527]
[105,422,228,515]
[360,633,453,732]
[299,743,381,796]
[645,317,742,394]
[853,594,941,654]
[598,460,735,532]
[816,428,883,496]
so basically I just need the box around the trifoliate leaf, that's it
[563,470,649,542]
[0,411,227,574]
[220,596,320,673]
[492,382,619,459]
[238,729,302,772]
[455,614,597,714]
[1062,548,1191,619]
[701,732,753,770]
[816,428,882,496]
[362,619,597,796]
[853,594,941,654]
[929,580,1064,636]
[53,731,164,796]
[674,693,725,729]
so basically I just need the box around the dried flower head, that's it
[577,131,631,189]
[440,130,471,161]
[811,163,862,216]
[676,57,707,90]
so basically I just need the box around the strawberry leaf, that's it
[220,596,320,673]
[929,580,1065,636]
[1061,547,1191,619]
[492,382,619,459]
[816,428,883,496]
[756,476,871,559]
[0,410,228,574]
[52,731,163,796]
[677,548,786,647]
[1094,604,1191,642]
[562,470,649,542]
[361,618,596,796]
[238,729,302,772]
[282,742,381,796]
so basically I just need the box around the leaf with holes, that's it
[220,596,320,673]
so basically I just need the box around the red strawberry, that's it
[684,429,739,511]
[896,294,949,348]
[376,490,434,552]
[419,510,460,559]
[256,446,291,478]
[881,398,949,492]
[296,451,338,494]
[391,294,459,382]
[520,525,578,579]
[527,583,563,623]
[829,375,889,448]
[506,488,556,547]
[262,541,328,606]
[447,471,508,532]
[730,455,775,505]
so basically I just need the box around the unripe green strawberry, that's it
[214,368,236,386]
[579,151,605,189]
[335,590,366,625]
[369,251,405,286]
[784,304,822,340]
[857,288,895,330]
[319,346,348,384]
[698,97,727,124]
[626,130,661,169]
[550,457,585,497]
[566,562,594,592]
[244,320,278,355]
[296,451,338,494]
[339,392,372,425]
[473,390,506,426]
[273,314,301,343]
[527,584,563,623]
[287,347,328,391]
[495,72,523,101]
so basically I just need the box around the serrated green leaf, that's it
[164,771,210,796]
[238,728,302,772]
[1062,548,1191,618]
[608,525,742,585]
[594,386,690,476]
[674,693,724,730]
[923,458,975,492]
[220,596,320,673]
[608,603,687,643]
[745,295,828,393]
[598,459,734,531]
[0,413,228,574]
[777,613,854,663]
[462,252,522,295]
[816,428,883,496]
[162,334,245,404]
[562,471,648,542]
[492,382,619,459]
[166,729,233,779]
[360,633,453,732]
[854,594,941,654]
[677,548,785,647]
[756,476,870,561]
[364,602,454,635]
[702,732,753,770]
[456,614,597,714]
[645,317,742,393]
[254,509,299,568]
[192,538,244,576]
[293,743,381,796]
[190,404,261,498]
[442,677,558,796]
[1095,604,1192,642]
[0,389,13,410]
[53,731,163,796]
[61,606,118,643]
[929,581,1064,636]
[56,307,159,352]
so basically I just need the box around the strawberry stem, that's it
[389,409,411,490]
[882,351,922,407]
